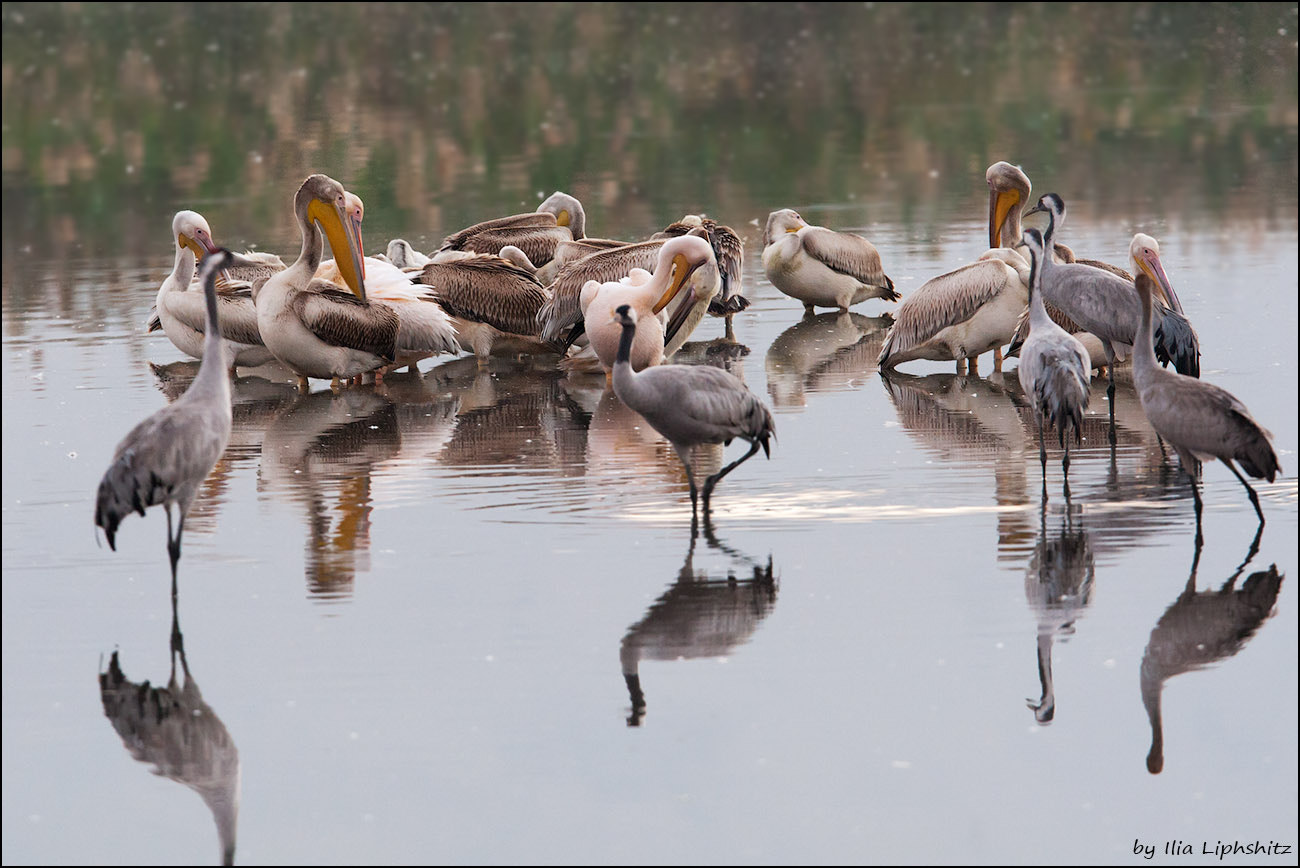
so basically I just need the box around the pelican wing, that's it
[162,287,266,347]
[883,259,1014,355]
[293,283,398,360]
[415,257,549,337]
[800,226,888,287]
[538,240,664,343]
[440,213,557,250]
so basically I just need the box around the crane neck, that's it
[611,318,645,402]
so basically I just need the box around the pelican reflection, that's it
[1023,497,1095,724]
[1141,530,1282,774]
[99,586,239,865]
[766,311,892,409]
[259,389,401,598]
[620,518,778,726]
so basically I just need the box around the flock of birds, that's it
[94,162,1281,575]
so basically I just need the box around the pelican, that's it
[878,162,1042,373]
[254,174,398,391]
[411,253,554,364]
[1131,251,1279,535]
[579,235,718,376]
[384,238,430,270]
[534,237,630,285]
[1017,229,1091,490]
[655,215,748,315]
[151,212,276,371]
[610,304,774,513]
[1008,192,1197,374]
[330,192,459,373]
[538,229,715,348]
[1034,211,1201,442]
[96,250,235,575]
[437,191,589,267]
[761,209,897,313]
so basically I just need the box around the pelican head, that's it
[295,174,367,301]
[987,161,1032,248]
[650,234,715,315]
[498,245,536,274]
[763,209,806,247]
[538,191,586,239]
[172,210,219,260]
[1129,233,1182,313]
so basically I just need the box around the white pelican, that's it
[578,235,718,377]
[1131,248,1278,534]
[761,209,897,312]
[437,191,589,267]
[331,192,459,373]
[152,212,275,371]
[411,254,554,364]
[96,250,235,575]
[254,174,398,391]
[538,229,717,350]
[610,304,775,513]
[1017,229,1091,490]
[655,215,748,315]
[878,162,1038,373]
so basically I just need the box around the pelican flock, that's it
[103,158,1285,578]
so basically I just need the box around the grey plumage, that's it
[1017,229,1091,488]
[610,305,774,512]
[96,251,235,569]
[1131,251,1279,532]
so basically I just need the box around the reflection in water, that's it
[880,370,1034,557]
[620,518,778,726]
[1140,530,1283,774]
[259,389,401,599]
[99,589,240,865]
[766,312,892,410]
[1023,498,1095,724]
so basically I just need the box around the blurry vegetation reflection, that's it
[2,2,1295,276]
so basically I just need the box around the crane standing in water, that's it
[96,250,236,581]
[1130,238,1279,538]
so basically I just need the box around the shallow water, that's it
[3,4,1297,865]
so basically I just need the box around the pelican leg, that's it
[956,357,967,376]
[968,354,979,376]
[994,346,1004,372]
[701,440,763,511]
[296,375,310,393]
[331,375,343,392]
[1223,459,1266,525]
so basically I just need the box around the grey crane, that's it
[1017,228,1091,493]
[1027,194,1201,443]
[95,249,236,578]
[1131,248,1279,536]
[609,304,774,513]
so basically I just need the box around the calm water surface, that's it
[3,4,1297,865]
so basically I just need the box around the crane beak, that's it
[989,189,1020,248]
[307,196,367,301]
[1136,250,1182,314]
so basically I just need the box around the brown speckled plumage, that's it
[414,256,550,338]
[293,282,399,361]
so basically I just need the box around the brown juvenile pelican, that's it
[1017,229,1091,491]
[254,174,398,391]
[1008,192,1199,378]
[655,215,749,315]
[437,191,589,267]
[579,235,719,377]
[151,212,275,371]
[96,250,236,575]
[534,237,630,285]
[1036,211,1201,442]
[411,253,554,364]
[610,304,775,513]
[1131,250,1278,534]
[761,209,897,312]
